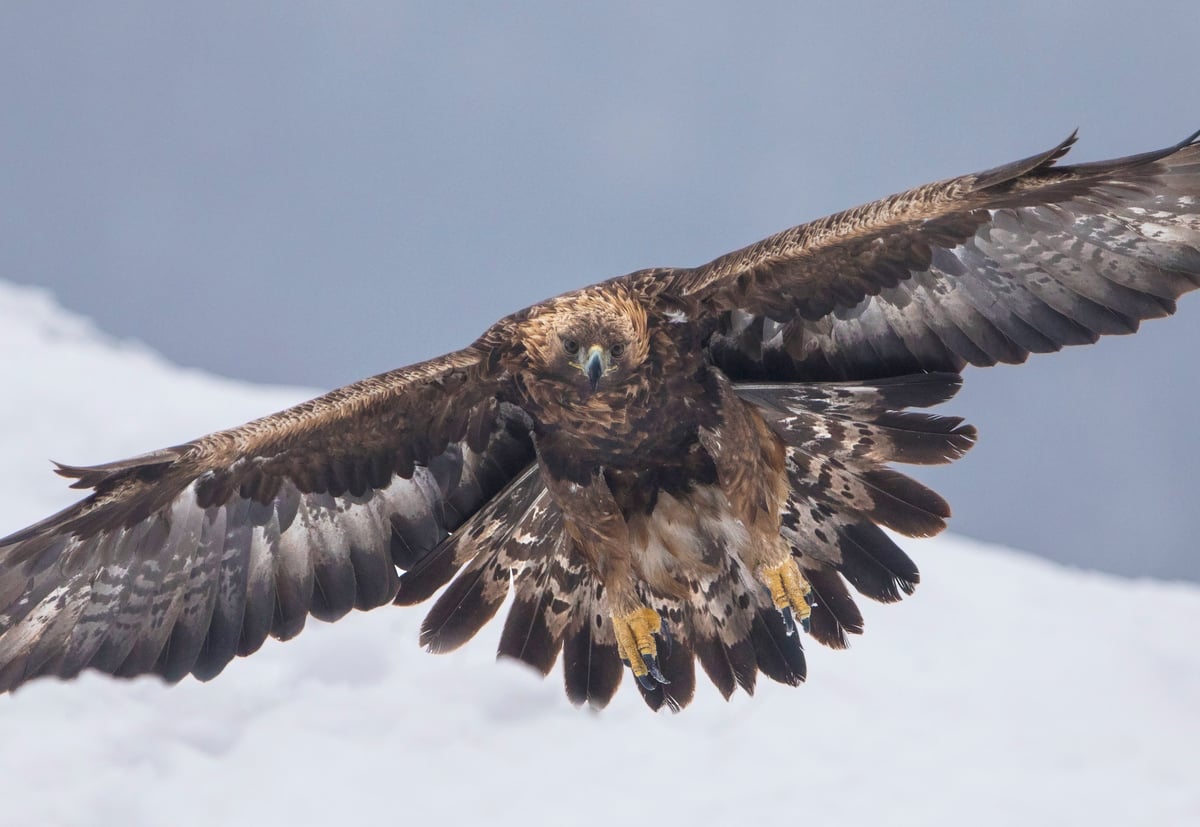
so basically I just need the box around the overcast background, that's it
[1,2,1197,580]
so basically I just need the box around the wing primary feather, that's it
[89,517,171,673]
[115,489,206,676]
[193,498,253,680]
[157,506,227,682]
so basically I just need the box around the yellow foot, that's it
[760,558,814,636]
[612,606,670,690]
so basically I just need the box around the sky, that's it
[0,281,1197,825]
[1,2,1199,579]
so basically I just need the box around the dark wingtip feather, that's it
[750,609,807,686]
[348,543,400,611]
[867,372,966,410]
[271,577,313,644]
[563,623,623,709]
[634,641,697,712]
[837,521,920,603]
[861,468,951,537]
[693,635,737,700]
[388,507,450,572]
[191,639,237,682]
[728,636,758,695]
[310,553,359,622]
[394,546,464,606]
[872,412,978,465]
[805,566,864,649]
[420,558,509,654]
[51,448,183,490]
[497,595,563,676]
[973,131,1078,190]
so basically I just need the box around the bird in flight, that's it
[2,130,1198,711]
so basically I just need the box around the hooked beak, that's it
[583,344,607,391]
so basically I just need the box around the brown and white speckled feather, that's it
[414,478,568,662]
[561,566,623,708]
[496,529,576,675]
[758,375,976,646]
[408,469,630,707]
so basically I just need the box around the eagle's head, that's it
[518,286,651,394]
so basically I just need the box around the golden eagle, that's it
[2,131,1198,710]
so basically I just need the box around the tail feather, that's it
[495,516,576,675]
[684,557,762,700]
[803,565,864,649]
[561,576,623,709]
[419,551,510,654]
[633,630,697,712]
[856,468,951,538]
[692,633,738,700]
[837,522,919,603]
[864,412,977,465]
[749,608,807,686]
[497,580,563,676]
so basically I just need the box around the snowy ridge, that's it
[0,281,1197,826]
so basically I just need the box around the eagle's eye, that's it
[562,338,580,356]
[610,342,625,358]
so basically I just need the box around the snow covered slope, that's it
[1,281,1197,826]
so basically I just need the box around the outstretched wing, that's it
[653,131,1200,380]
[0,349,533,692]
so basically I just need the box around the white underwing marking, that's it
[665,309,689,324]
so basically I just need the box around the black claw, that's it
[800,614,811,634]
[780,606,797,637]
[643,654,670,685]
[805,591,818,609]
[636,671,659,691]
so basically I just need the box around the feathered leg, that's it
[541,465,669,690]
[700,374,814,635]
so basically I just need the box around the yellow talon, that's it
[760,558,813,631]
[612,606,668,688]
